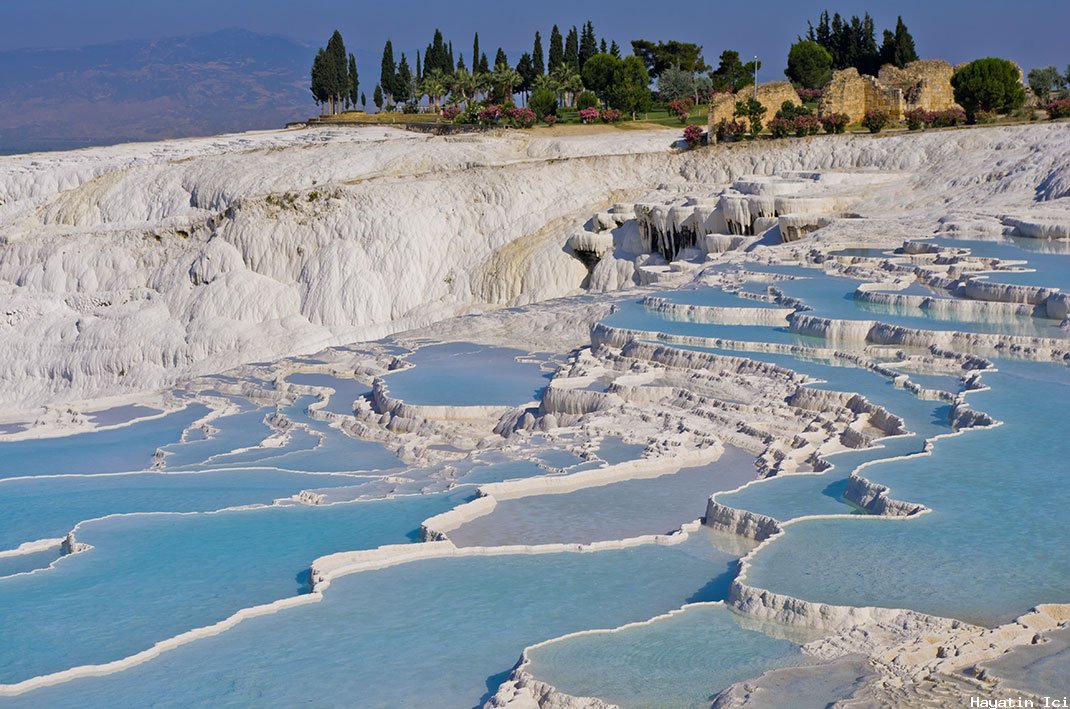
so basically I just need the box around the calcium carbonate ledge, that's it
[419,447,724,541]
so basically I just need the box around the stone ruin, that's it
[708,81,801,130]
[819,60,961,123]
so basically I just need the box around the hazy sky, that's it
[5,0,1068,72]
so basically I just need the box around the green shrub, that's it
[951,58,1027,122]
[529,88,558,119]
[734,97,766,138]
[576,90,599,111]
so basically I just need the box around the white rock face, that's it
[3,122,1069,411]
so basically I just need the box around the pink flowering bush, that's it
[793,114,821,137]
[669,98,694,122]
[477,105,504,125]
[767,117,793,139]
[600,108,622,123]
[929,108,966,128]
[796,87,823,102]
[543,114,558,127]
[442,105,461,121]
[904,107,928,130]
[682,124,704,148]
[578,107,601,124]
[1048,98,1070,120]
[861,110,889,133]
[820,112,849,134]
[508,106,537,128]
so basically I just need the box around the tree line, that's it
[785,12,918,90]
[309,15,921,118]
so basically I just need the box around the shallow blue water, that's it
[449,449,757,547]
[527,604,803,709]
[602,300,816,346]
[656,287,779,308]
[595,436,648,465]
[284,372,369,416]
[159,408,275,469]
[384,342,552,406]
[4,533,740,708]
[746,360,1070,626]
[0,468,365,551]
[0,405,207,479]
[0,490,466,684]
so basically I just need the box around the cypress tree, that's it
[533,32,545,75]
[579,21,597,69]
[449,42,455,71]
[495,47,508,70]
[548,25,563,71]
[381,40,396,104]
[416,51,422,82]
[360,91,366,109]
[472,33,481,74]
[859,13,880,75]
[373,84,383,110]
[347,53,359,109]
[479,52,489,73]
[892,16,918,67]
[517,52,535,98]
[564,26,579,71]
[310,48,328,112]
[396,53,413,103]
[830,13,845,69]
[325,30,347,113]
[456,53,466,72]
[431,29,447,74]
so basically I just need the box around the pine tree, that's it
[381,40,396,104]
[579,21,597,68]
[347,53,359,110]
[564,26,579,70]
[533,32,545,75]
[548,25,564,71]
[610,40,620,58]
[456,53,466,72]
[600,39,607,54]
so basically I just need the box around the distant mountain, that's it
[0,28,322,154]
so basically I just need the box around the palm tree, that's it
[550,65,583,107]
[532,73,558,94]
[473,71,491,102]
[450,69,477,106]
[490,64,523,103]
[422,70,449,113]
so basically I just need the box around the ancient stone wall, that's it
[878,60,959,114]
[708,82,802,129]
[820,68,903,123]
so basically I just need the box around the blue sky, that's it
[5,0,1068,73]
